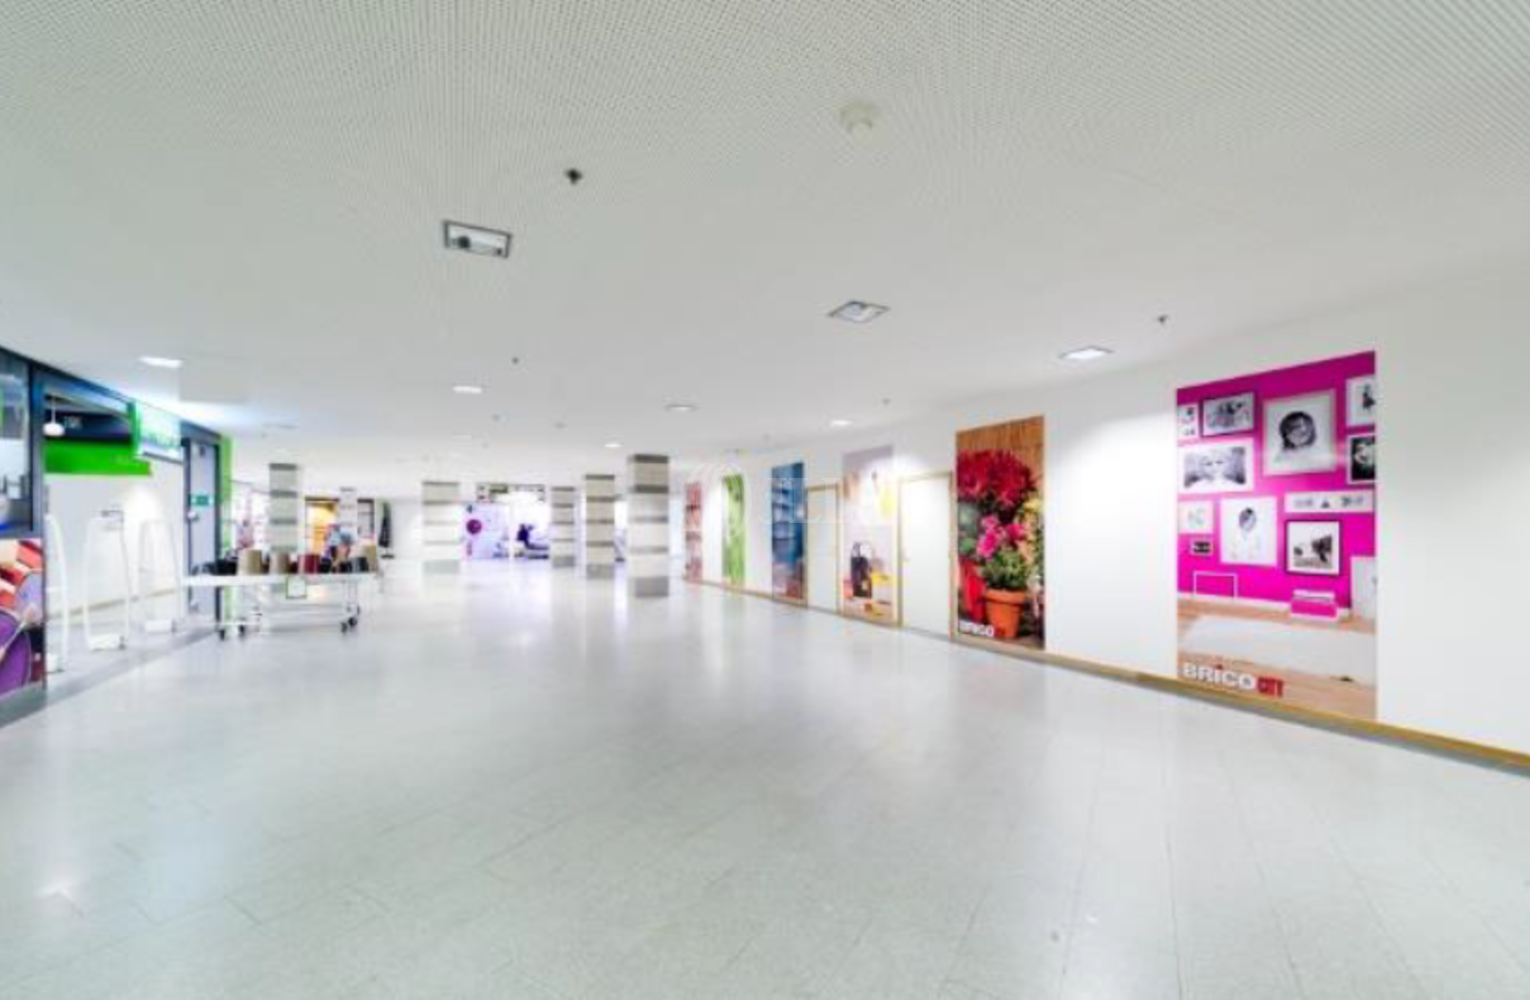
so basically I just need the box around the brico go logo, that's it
[1181,662,1285,699]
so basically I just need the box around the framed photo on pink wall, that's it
[1264,391,1338,476]
[1287,521,1342,576]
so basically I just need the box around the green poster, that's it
[723,474,745,587]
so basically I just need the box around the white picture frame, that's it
[1264,391,1338,476]
[1347,375,1377,428]
[1180,440,1255,494]
[1202,392,1255,437]
[1220,497,1278,567]
[1287,520,1342,576]
[1285,491,1374,515]
[1179,500,1214,534]
[1178,403,1200,441]
[1347,433,1376,485]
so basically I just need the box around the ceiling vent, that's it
[829,300,889,324]
[443,221,512,259]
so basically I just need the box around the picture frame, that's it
[1219,497,1278,567]
[1180,439,1255,494]
[1201,392,1255,437]
[1287,520,1342,576]
[1347,374,1377,428]
[1347,433,1376,485]
[1177,403,1200,441]
[1285,491,1374,514]
[1178,500,1214,534]
[1189,539,1214,557]
[1264,391,1338,476]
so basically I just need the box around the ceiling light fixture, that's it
[829,418,854,428]
[665,403,697,414]
[443,221,512,259]
[452,384,485,395]
[1060,346,1114,363]
[140,355,183,369]
[604,441,622,450]
[829,301,889,324]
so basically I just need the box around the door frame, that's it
[897,471,954,635]
[805,483,841,615]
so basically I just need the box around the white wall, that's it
[690,262,1530,755]
[46,457,186,613]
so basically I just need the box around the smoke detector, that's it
[839,101,880,136]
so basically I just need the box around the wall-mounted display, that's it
[1264,391,1337,475]
[1202,391,1255,436]
[683,482,703,583]
[1180,440,1254,494]
[1347,434,1376,485]
[1347,375,1378,428]
[1177,352,1378,721]
[770,462,806,601]
[955,417,1045,648]
[1177,404,1200,440]
[1178,501,1213,534]
[0,539,45,703]
[135,404,183,463]
[722,474,745,588]
[841,446,897,623]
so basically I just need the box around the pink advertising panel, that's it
[1176,352,1378,721]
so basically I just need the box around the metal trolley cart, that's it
[184,573,376,638]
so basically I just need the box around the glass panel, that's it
[0,353,33,534]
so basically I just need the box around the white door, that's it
[806,488,838,612]
[900,476,952,635]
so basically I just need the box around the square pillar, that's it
[549,486,576,567]
[584,474,617,579]
[627,455,670,597]
[422,480,463,574]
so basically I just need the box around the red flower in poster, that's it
[957,450,1035,517]
[960,560,987,622]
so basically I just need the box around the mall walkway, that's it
[1,563,1527,999]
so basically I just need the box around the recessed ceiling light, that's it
[442,221,512,259]
[665,403,697,414]
[604,441,622,450]
[1060,346,1114,363]
[829,418,854,428]
[829,301,889,324]
[452,384,485,395]
[140,355,183,369]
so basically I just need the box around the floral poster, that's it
[842,446,898,623]
[722,474,746,588]
[955,418,1045,649]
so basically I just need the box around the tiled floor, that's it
[2,562,1528,999]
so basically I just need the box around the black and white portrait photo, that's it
[1180,441,1254,494]
[1190,539,1214,557]
[1201,392,1255,437]
[1348,433,1376,485]
[1264,392,1337,475]
[1178,403,1200,441]
[1220,497,1277,567]
[1287,521,1342,576]
[1347,375,1377,428]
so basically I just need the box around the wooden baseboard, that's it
[687,577,1530,774]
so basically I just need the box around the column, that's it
[583,473,616,579]
[268,463,302,565]
[549,486,576,567]
[627,455,670,597]
[422,480,463,574]
[337,488,359,539]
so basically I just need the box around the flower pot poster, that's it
[771,462,806,601]
[0,538,46,703]
[842,446,898,623]
[955,417,1045,649]
[1177,352,1378,721]
[722,474,746,588]
[684,481,703,583]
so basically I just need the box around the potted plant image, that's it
[978,533,1031,640]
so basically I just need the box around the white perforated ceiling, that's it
[3,1,1530,491]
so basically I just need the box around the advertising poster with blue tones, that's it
[771,462,806,601]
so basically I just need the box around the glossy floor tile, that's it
[1,562,1528,999]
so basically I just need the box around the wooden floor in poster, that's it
[1177,599,1377,721]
